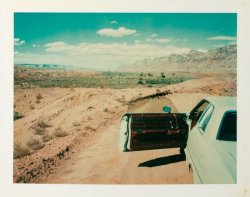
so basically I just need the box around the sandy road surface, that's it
[14,75,236,183]
[47,94,208,184]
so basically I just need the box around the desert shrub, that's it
[14,142,30,159]
[138,78,144,84]
[36,93,43,100]
[42,133,53,142]
[87,116,92,121]
[37,120,51,128]
[54,127,68,137]
[14,111,24,121]
[72,121,81,127]
[62,84,71,88]
[85,126,95,131]
[26,138,45,150]
[30,105,35,109]
[103,108,108,112]
[116,97,127,104]
[145,77,188,85]
[148,73,153,77]
[34,120,51,135]
[75,127,82,132]
[34,126,46,135]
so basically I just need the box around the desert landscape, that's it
[13,46,236,183]
[13,13,237,184]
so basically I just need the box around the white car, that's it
[118,96,236,184]
[185,96,236,184]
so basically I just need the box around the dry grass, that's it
[30,105,35,110]
[14,141,30,159]
[84,126,96,131]
[36,93,43,100]
[26,138,45,150]
[42,133,53,142]
[103,108,109,112]
[72,121,81,127]
[37,120,52,128]
[87,116,92,121]
[34,126,46,135]
[33,120,51,135]
[53,127,68,137]
[75,127,82,132]
[35,93,43,104]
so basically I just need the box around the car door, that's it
[185,102,215,183]
[119,113,189,151]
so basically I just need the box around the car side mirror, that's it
[163,106,171,113]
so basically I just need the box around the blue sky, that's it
[14,13,237,70]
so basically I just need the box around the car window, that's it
[190,100,209,129]
[217,111,237,141]
[196,102,209,112]
[198,104,214,132]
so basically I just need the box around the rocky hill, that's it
[118,45,237,72]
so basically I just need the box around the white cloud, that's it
[147,34,173,43]
[15,41,190,70]
[14,38,25,46]
[150,33,158,38]
[146,37,171,43]
[110,20,118,24]
[155,38,171,43]
[207,36,236,41]
[45,41,73,52]
[96,27,137,37]
[197,48,208,53]
[32,44,40,48]
[228,41,237,45]
[146,38,153,42]
[173,38,187,42]
[133,33,141,37]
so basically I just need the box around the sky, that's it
[14,13,237,71]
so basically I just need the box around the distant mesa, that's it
[118,45,237,72]
[16,64,76,70]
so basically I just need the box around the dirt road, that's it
[14,75,236,183]
[47,94,208,184]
